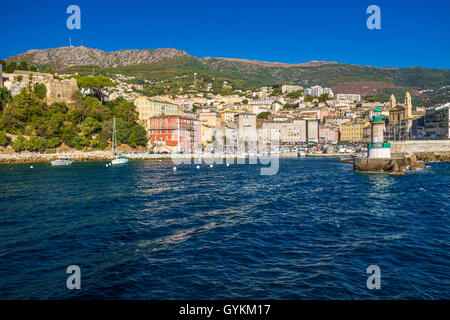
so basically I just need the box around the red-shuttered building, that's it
[149,115,202,153]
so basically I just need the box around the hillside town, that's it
[1,66,449,157]
[131,79,450,155]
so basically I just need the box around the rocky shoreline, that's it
[0,151,114,164]
[1,151,449,168]
[354,152,450,175]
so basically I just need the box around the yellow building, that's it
[134,97,179,130]
[340,120,370,142]
[218,108,239,124]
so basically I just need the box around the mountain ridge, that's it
[3,46,449,107]
[6,46,446,71]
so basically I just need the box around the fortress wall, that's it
[44,78,78,104]
[390,140,450,154]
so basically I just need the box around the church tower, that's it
[404,92,412,118]
[390,94,397,109]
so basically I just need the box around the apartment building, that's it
[148,115,201,153]
[134,97,179,130]
[424,104,450,139]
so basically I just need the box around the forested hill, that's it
[0,88,147,153]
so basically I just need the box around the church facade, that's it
[386,92,414,140]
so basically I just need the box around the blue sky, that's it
[1,0,449,68]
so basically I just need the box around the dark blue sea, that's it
[0,158,449,299]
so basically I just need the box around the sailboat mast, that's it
[113,117,116,156]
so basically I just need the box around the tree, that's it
[91,137,108,150]
[12,135,27,152]
[25,136,45,152]
[19,61,28,71]
[133,125,147,146]
[78,136,91,150]
[0,130,10,147]
[286,89,304,99]
[108,98,138,123]
[304,95,314,102]
[115,118,131,144]
[81,117,101,137]
[61,123,79,146]
[318,93,329,103]
[0,88,11,112]
[128,132,137,147]
[44,66,54,74]
[45,137,62,149]
[242,99,248,105]
[77,76,114,102]
[34,83,47,99]
[5,62,17,73]
[257,111,271,119]
[284,103,297,109]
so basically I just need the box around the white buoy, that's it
[106,164,108,167]
[30,165,33,169]
[210,164,213,168]
[226,163,230,167]
[196,165,200,169]
[173,167,177,171]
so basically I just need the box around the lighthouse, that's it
[368,107,391,158]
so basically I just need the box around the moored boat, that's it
[51,158,74,166]
[111,156,128,165]
[111,117,129,165]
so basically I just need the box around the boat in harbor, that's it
[111,117,129,165]
[51,158,74,166]
[297,151,306,157]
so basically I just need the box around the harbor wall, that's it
[390,140,450,154]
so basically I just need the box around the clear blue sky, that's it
[1,0,449,68]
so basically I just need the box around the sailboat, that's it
[111,117,129,165]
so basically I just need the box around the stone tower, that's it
[390,94,396,109]
[404,91,412,118]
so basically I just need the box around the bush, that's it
[66,134,82,149]
[75,136,90,150]
[12,135,27,152]
[34,83,47,99]
[0,130,10,147]
[0,87,12,110]
[46,137,62,149]
[91,138,108,150]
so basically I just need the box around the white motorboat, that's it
[297,151,306,157]
[111,156,129,165]
[111,117,129,165]
[51,158,74,166]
